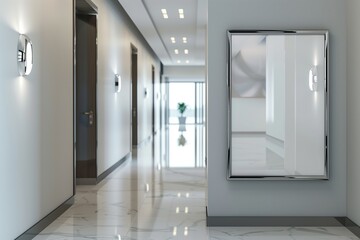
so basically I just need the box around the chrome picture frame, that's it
[227,30,329,180]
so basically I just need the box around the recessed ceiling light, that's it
[171,37,176,43]
[174,49,179,54]
[186,60,189,64]
[183,37,187,43]
[178,9,184,18]
[177,60,181,64]
[184,49,189,54]
[161,9,168,19]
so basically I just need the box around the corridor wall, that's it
[347,0,360,226]
[91,0,161,175]
[0,0,73,238]
[207,0,347,216]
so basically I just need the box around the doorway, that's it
[167,82,205,124]
[152,65,155,135]
[75,0,98,183]
[131,45,138,146]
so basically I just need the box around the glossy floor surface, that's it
[34,125,359,239]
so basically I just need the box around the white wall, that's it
[346,0,360,226]
[266,36,285,141]
[208,0,347,216]
[0,0,73,238]
[93,0,161,175]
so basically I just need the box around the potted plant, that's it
[177,102,187,125]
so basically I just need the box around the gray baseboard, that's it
[16,196,74,240]
[76,178,97,185]
[207,216,344,227]
[206,208,360,238]
[336,217,360,238]
[97,153,130,183]
[77,152,130,185]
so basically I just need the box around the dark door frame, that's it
[152,65,155,135]
[131,44,138,146]
[74,0,98,188]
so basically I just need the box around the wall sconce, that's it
[115,74,121,93]
[309,66,318,92]
[18,34,33,76]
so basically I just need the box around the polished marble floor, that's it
[231,133,287,176]
[34,125,359,239]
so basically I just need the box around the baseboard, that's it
[207,216,343,227]
[16,196,74,240]
[97,153,131,183]
[206,208,360,238]
[336,217,360,238]
[76,178,97,185]
[77,152,131,185]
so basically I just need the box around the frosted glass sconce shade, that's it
[18,34,33,76]
[115,74,121,93]
[309,66,318,92]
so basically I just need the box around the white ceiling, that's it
[118,0,207,66]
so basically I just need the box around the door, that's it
[76,10,97,179]
[131,45,138,146]
[152,65,155,135]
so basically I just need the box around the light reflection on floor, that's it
[32,125,359,240]
[165,124,206,168]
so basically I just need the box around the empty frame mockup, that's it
[227,30,329,180]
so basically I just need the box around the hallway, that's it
[34,125,208,239]
[32,125,359,240]
[2,0,360,238]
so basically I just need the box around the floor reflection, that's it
[164,124,206,168]
[33,126,359,240]
[232,133,286,176]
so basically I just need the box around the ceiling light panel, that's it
[183,37,187,43]
[174,49,179,54]
[171,37,176,43]
[178,9,184,19]
[161,9,168,19]
[184,49,189,54]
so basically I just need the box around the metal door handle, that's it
[82,110,94,125]
[83,111,93,115]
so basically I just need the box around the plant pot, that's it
[178,125,186,132]
[178,116,186,125]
